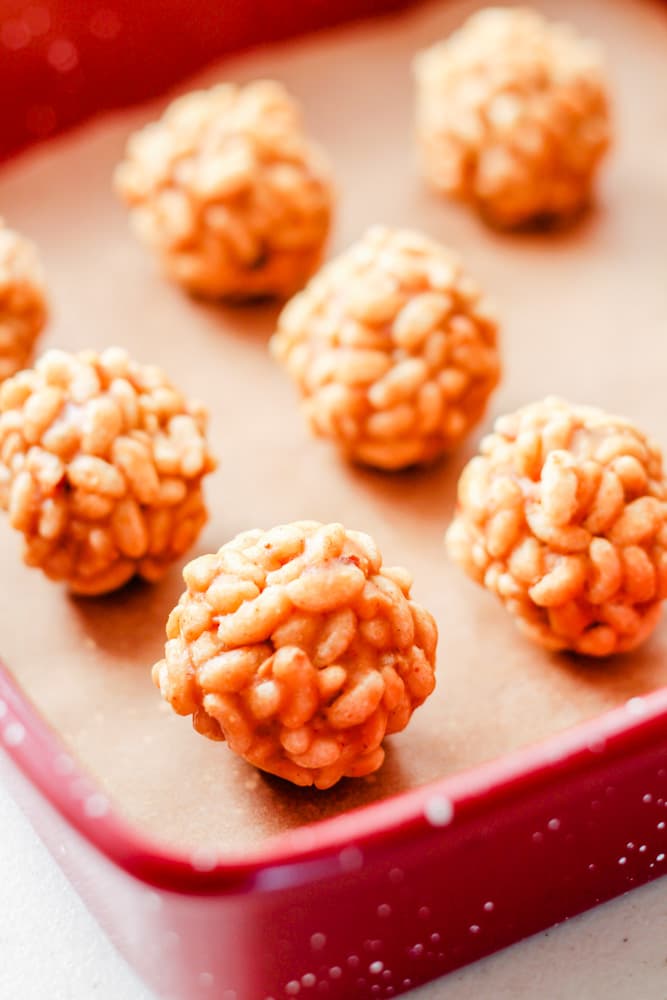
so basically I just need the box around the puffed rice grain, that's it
[446,398,667,655]
[115,80,333,299]
[153,521,438,787]
[271,226,500,470]
[414,8,611,227]
[0,220,47,382]
[0,348,216,594]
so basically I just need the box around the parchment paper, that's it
[1,0,666,853]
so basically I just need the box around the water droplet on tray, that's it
[190,848,219,872]
[3,722,25,747]
[339,846,363,872]
[84,793,109,818]
[424,794,454,827]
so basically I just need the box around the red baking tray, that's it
[3,661,667,999]
[2,2,667,999]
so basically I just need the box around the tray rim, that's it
[3,654,667,895]
[1,0,667,909]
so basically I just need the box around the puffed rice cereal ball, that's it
[271,226,500,470]
[0,221,47,382]
[114,80,333,299]
[414,8,611,228]
[153,521,437,788]
[446,398,667,656]
[0,348,216,595]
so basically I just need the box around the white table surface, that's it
[2,780,666,1000]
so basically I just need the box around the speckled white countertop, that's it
[2,780,666,1000]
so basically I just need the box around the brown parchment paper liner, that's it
[0,0,666,854]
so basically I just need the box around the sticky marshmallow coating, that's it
[415,7,611,227]
[153,521,438,788]
[271,226,500,470]
[0,221,47,382]
[115,80,333,299]
[0,348,216,594]
[446,398,667,656]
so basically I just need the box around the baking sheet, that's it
[1,0,666,853]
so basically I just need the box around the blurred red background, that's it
[0,0,413,161]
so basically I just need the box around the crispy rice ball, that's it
[446,398,667,656]
[153,521,437,788]
[0,348,216,595]
[114,80,333,299]
[0,221,47,382]
[414,8,611,227]
[271,226,500,470]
